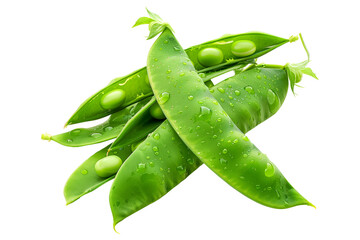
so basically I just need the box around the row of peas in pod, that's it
[42,9,317,231]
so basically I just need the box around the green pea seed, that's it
[231,40,256,57]
[197,47,224,67]
[149,102,166,120]
[95,155,122,178]
[100,89,126,110]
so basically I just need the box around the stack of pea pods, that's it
[42,9,317,230]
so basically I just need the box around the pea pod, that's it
[64,144,132,204]
[65,32,295,126]
[109,65,301,226]
[146,28,312,208]
[41,97,152,147]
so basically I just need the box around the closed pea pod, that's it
[65,31,296,126]
[145,24,312,209]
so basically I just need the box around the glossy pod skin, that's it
[147,29,311,208]
[64,144,132,204]
[65,33,292,126]
[109,65,298,226]
[42,97,152,147]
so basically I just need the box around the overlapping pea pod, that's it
[109,12,317,228]
[108,62,315,227]
[66,64,279,206]
[65,26,297,126]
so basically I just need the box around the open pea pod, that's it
[65,31,295,126]
[41,97,152,147]
[109,64,303,227]
[64,144,132,204]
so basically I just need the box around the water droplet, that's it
[200,106,211,116]
[177,165,186,174]
[71,129,81,135]
[228,85,232,88]
[154,58,158,62]
[81,169,88,175]
[91,133,102,138]
[179,72,185,76]
[198,73,206,78]
[183,62,187,65]
[264,162,275,177]
[229,103,234,107]
[212,135,218,139]
[152,146,159,152]
[149,162,154,167]
[256,75,262,79]
[242,136,249,141]
[245,86,255,94]
[196,125,201,130]
[228,95,233,100]
[146,156,150,159]
[188,95,194,100]
[104,126,113,132]
[220,98,225,102]
[233,138,239,143]
[154,152,159,155]
[212,100,218,105]
[137,163,146,172]
[220,158,227,165]
[153,133,160,140]
[267,89,276,105]
[217,118,222,122]
[267,186,272,191]
[174,46,180,51]
[166,69,172,74]
[255,185,261,190]
[164,40,169,44]
[209,89,214,93]
[67,139,73,143]
[243,154,248,158]
[234,90,240,96]
[159,92,170,104]
[217,87,225,93]
[222,149,228,154]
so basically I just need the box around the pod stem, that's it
[41,133,52,141]
[133,8,174,40]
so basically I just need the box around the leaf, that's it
[133,17,154,28]
[301,67,318,80]
[147,23,165,40]
[146,8,163,22]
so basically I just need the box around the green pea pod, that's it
[64,144,132,204]
[146,28,312,208]
[41,97,152,147]
[109,64,304,227]
[65,33,294,126]
[108,97,162,152]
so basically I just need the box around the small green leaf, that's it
[146,8,163,22]
[301,67,318,80]
[133,17,154,28]
[148,23,165,40]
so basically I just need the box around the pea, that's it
[95,155,123,178]
[197,47,224,67]
[149,102,166,120]
[100,89,126,110]
[231,40,256,57]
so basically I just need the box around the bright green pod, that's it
[109,63,306,226]
[231,40,256,57]
[146,29,312,209]
[95,155,123,178]
[42,97,152,147]
[197,47,224,67]
[64,144,132,205]
[65,32,293,126]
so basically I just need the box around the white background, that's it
[1,0,359,239]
